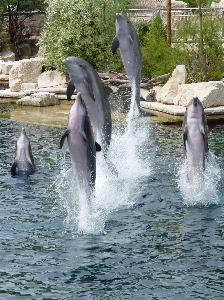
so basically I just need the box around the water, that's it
[1,113,224,299]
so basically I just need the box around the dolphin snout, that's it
[193,97,198,106]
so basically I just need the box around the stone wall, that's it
[1,12,45,59]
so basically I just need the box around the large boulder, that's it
[159,65,187,104]
[173,81,224,107]
[9,58,44,92]
[38,70,67,88]
[17,92,60,106]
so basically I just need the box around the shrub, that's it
[174,13,224,82]
[38,0,131,72]
[136,13,182,79]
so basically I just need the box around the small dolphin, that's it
[182,97,209,182]
[111,13,142,117]
[11,128,35,175]
[60,92,101,191]
[63,56,112,158]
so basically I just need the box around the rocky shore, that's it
[1,50,224,123]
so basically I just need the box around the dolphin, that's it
[182,97,209,183]
[63,56,112,158]
[10,128,35,175]
[60,92,101,191]
[111,13,142,118]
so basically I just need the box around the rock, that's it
[1,61,15,75]
[171,0,188,7]
[9,58,43,92]
[140,88,155,101]
[173,81,224,108]
[17,92,60,106]
[211,0,224,8]
[159,65,187,104]
[0,48,15,62]
[21,83,38,91]
[153,85,163,102]
[38,70,67,88]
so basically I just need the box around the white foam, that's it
[177,152,221,206]
[54,120,151,235]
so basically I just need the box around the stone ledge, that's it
[0,88,25,98]
[140,101,224,116]
[0,74,9,81]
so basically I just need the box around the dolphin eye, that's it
[127,21,129,24]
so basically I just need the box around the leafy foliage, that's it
[180,0,219,7]
[136,14,182,79]
[174,13,224,82]
[38,0,131,72]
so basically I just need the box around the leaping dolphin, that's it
[63,56,112,159]
[11,128,35,175]
[182,97,209,183]
[111,13,142,118]
[60,92,101,191]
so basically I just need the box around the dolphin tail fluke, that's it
[111,36,119,55]
[10,159,18,174]
[66,81,75,101]
[59,129,69,149]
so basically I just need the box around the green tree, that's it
[136,13,182,79]
[181,0,219,7]
[0,0,47,58]
[174,13,224,81]
[38,0,131,72]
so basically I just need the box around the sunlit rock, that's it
[9,58,43,92]
[173,81,224,107]
[1,61,14,75]
[159,65,187,104]
[17,92,60,106]
[38,70,67,88]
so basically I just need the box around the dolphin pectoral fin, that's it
[183,126,188,151]
[10,159,18,174]
[84,79,95,102]
[28,146,35,171]
[95,142,101,152]
[111,36,119,55]
[59,129,69,149]
[66,81,75,101]
[80,130,94,153]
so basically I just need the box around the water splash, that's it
[177,152,221,206]
[54,119,151,235]
[127,82,140,131]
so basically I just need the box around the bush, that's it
[174,13,224,82]
[38,0,131,72]
[136,13,182,79]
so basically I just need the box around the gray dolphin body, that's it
[182,97,209,182]
[11,128,35,175]
[111,13,142,117]
[63,56,112,158]
[60,93,101,191]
